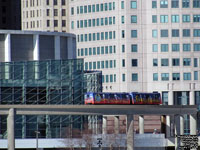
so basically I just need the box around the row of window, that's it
[152,43,200,52]
[84,60,116,70]
[73,2,116,15]
[78,45,116,57]
[46,20,66,28]
[153,72,199,81]
[153,58,199,67]
[23,10,42,18]
[121,59,138,67]
[23,0,42,8]
[122,73,138,82]
[76,17,116,29]
[152,0,200,8]
[102,74,117,83]
[152,14,200,23]
[46,0,66,6]
[23,21,41,29]
[77,31,116,42]
[152,29,200,38]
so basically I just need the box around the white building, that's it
[69,0,200,133]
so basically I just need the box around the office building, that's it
[21,0,69,32]
[0,0,21,30]
[69,0,200,133]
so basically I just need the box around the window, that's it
[122,59,125,67]
[71,7,74,15]
[193,0,200,8]
[193,15,200,22]
[182,0,190,8]
[172,58,180,66]
[121,1,125,9]
[131,44,138,52]
[131,15,137,23]
[131,1,137,8]
[160,15,168,23]
[152,1,157,8]
[62,20,66,27]
[132,59,138,67]
[101,61,104,69]
[46,9,50,16]
[171,0,179,8]
[183,58,191,66]
[96,4,99,12]
[106,75,109,83]
[132,73,138,81]
[160,0,168,8]
[161,73,169,81]
[152,15,157,23]
[194,44,200,51]
[54,20,58,27]
[122,74,126,82]
[122,45,125,53]
[46,0,49,5]
[161,30,168,37]
[121,16,125,24]
[194,58,198,67]
[131,30,137,38]
[172,29,179,37]
[152,29,158,38]
[54,0,57,5]
[162,92,168,105]
[172,44,180,51]
[153,44,158,52]
[183,44,191,51]
[62,0,65,5]
[46,20,50,27]
[171,15,179,22]
[54,9,58,16]
[161,59,169,66]
[62,9,66,16]
[161,44,169,52]
[183,29,190,37]
[153,59,158,66]
[122,30,125,38]
[182,15,190,22]
[105,60,109,68]
[194,71,198,80]
[173,73,180,80]
[153,73,158,81]
[183,72,191,80]
[194,29,200,37]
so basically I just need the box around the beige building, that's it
[21,0,69,32]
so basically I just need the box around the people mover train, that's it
[84,92,162,105]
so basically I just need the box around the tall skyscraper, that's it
[0,0,21,30]
[21,0,69,32]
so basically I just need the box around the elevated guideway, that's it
[0,105,198,150]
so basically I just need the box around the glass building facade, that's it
[0,59,102,138]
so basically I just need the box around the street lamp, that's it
[35,131,40,150]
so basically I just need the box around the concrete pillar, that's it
[5,34,11,62]
[190,91,195,105]
[7,108,15,150]
[166,115,171,138]
[174,115,180,150]
[139,115,144,134]
[126,115,134,150]
[114,116,119,134]
[166,91,173,137]
[102,116,107,134]
[54,36,61,59]
[190,114,197,135]
[180,115,184,135]
[33,34,39,61]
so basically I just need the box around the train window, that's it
[121,94,128,100]
[102,94,105,99]
[110,94,115,99]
